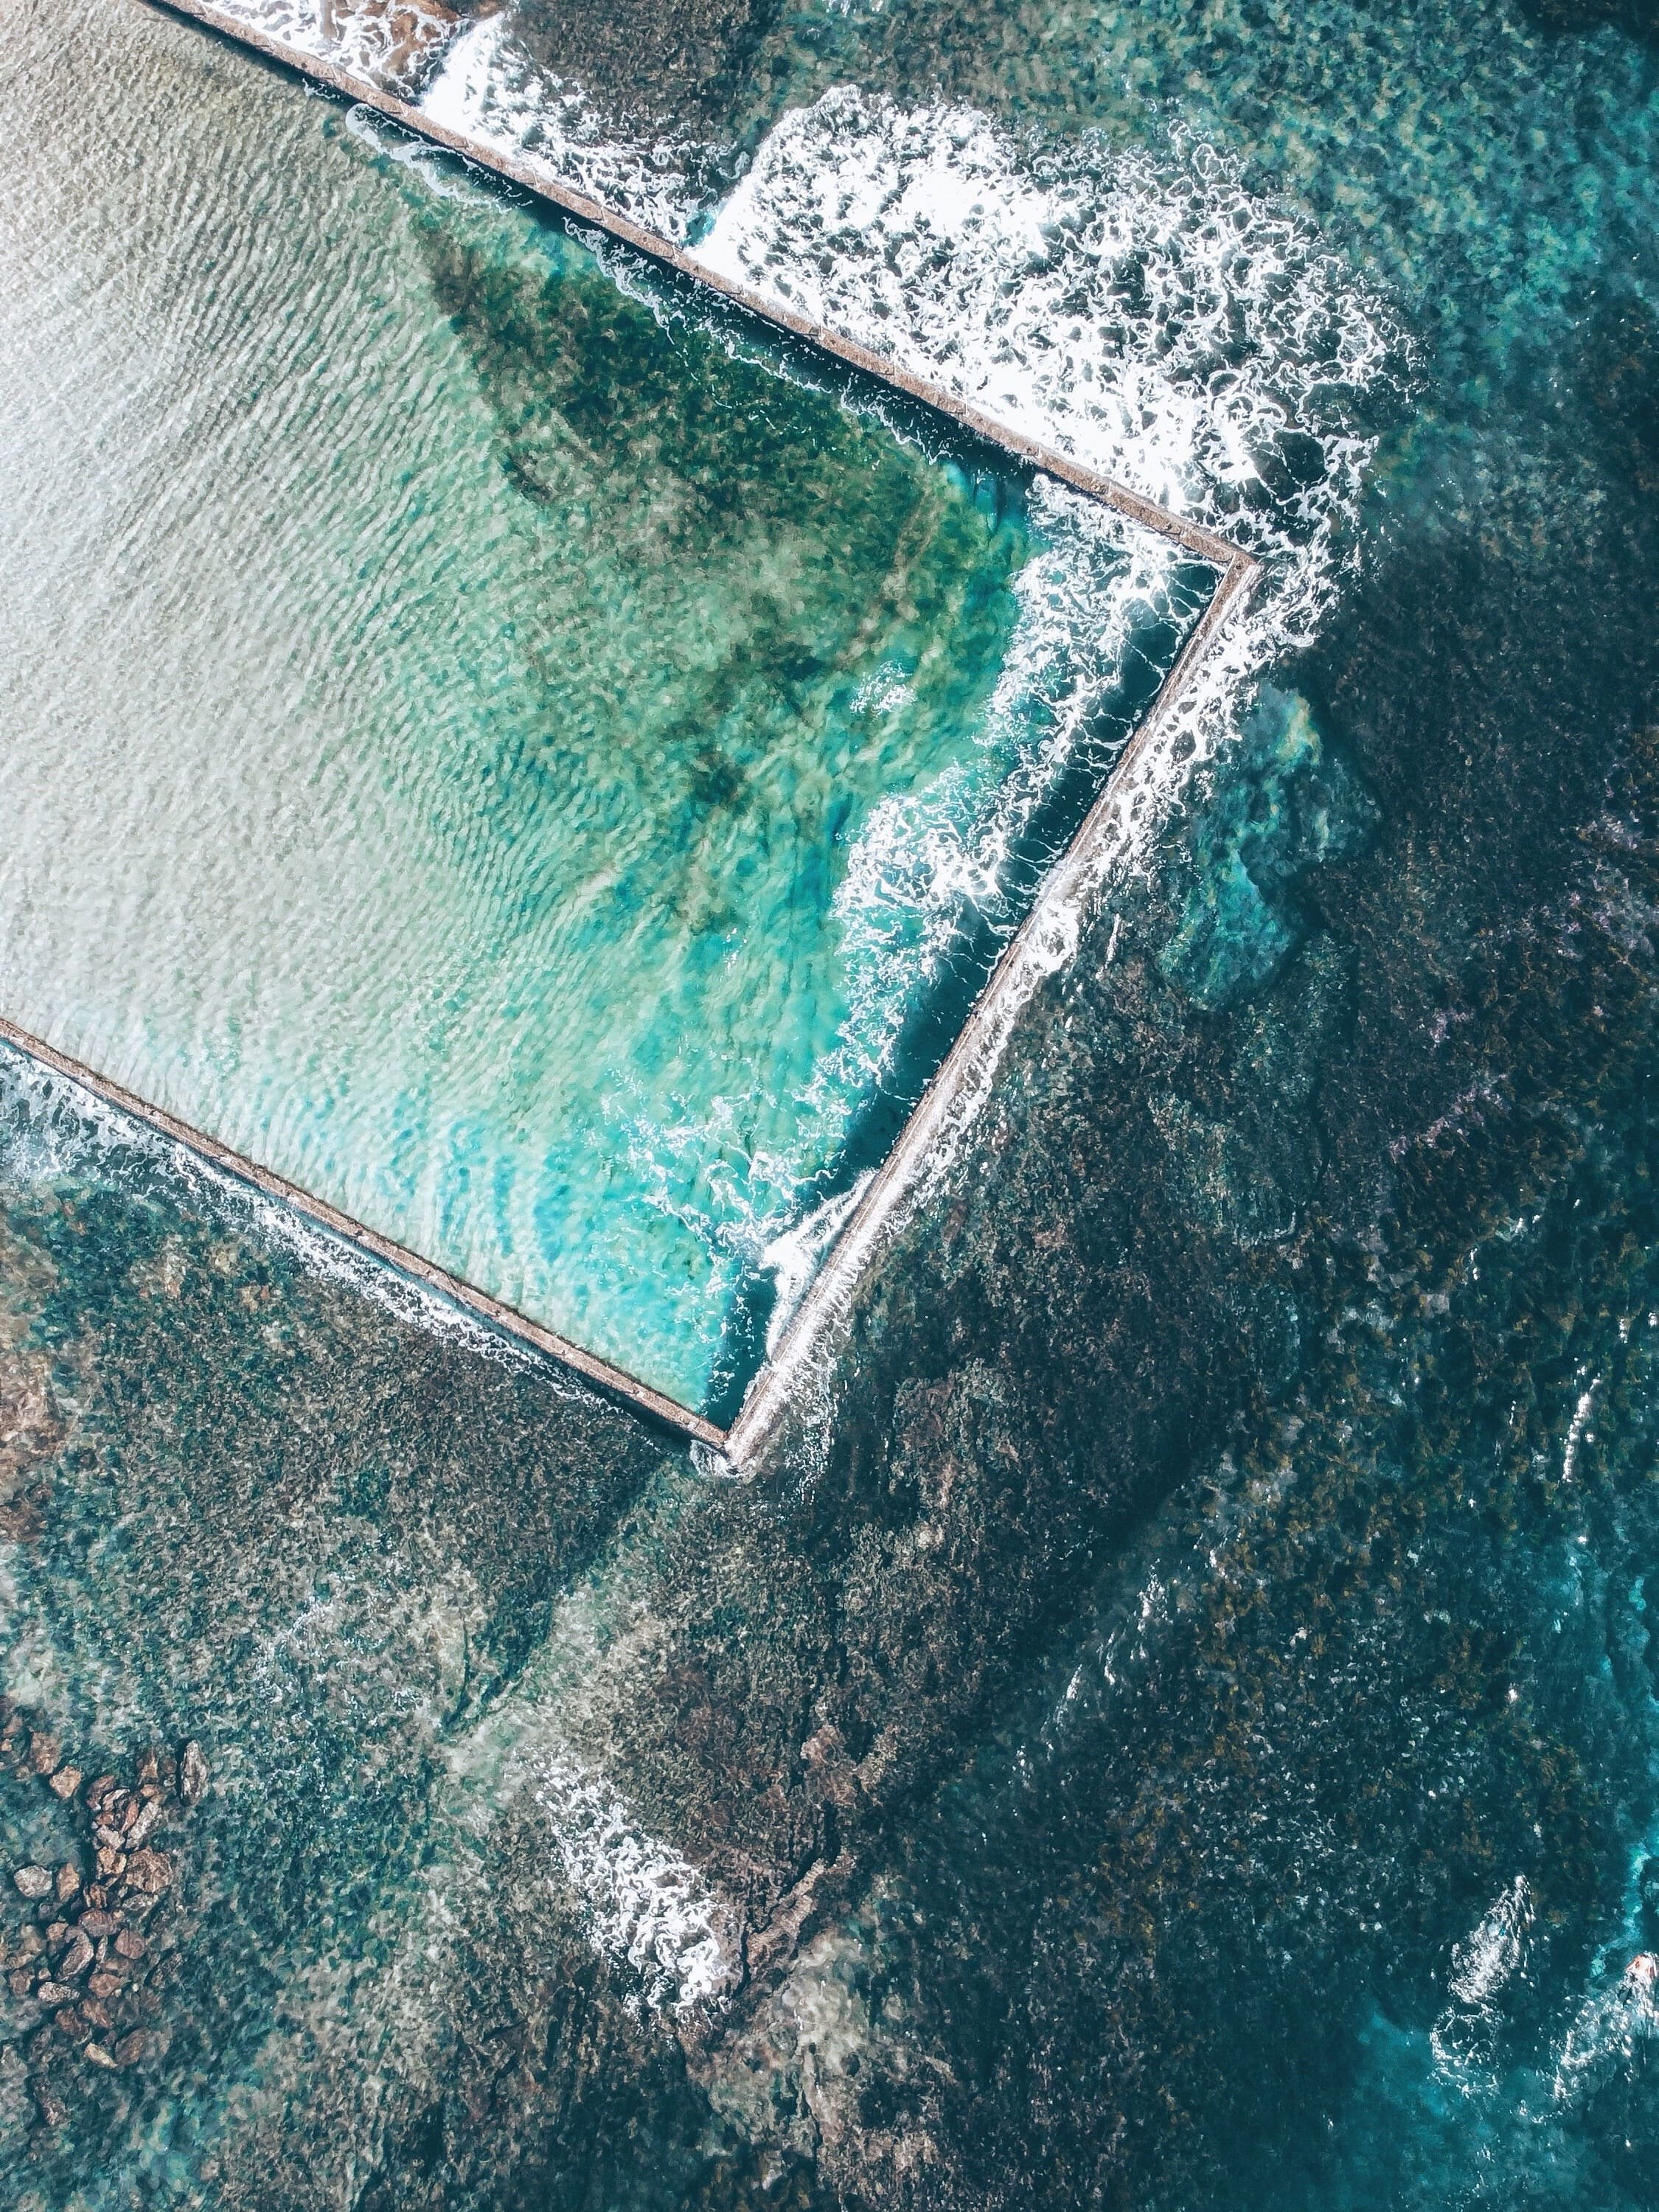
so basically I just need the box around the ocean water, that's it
[0,0,1208,1421]
[1,0,1658,2206]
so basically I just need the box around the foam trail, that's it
[534,1759,740,2018]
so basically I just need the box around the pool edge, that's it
[725,552,1260,1464]
[0,1015,729,1451]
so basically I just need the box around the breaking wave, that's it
[220,0,459,96]
[692,88,1402,592]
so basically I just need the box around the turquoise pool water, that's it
[0,6,1205,1418]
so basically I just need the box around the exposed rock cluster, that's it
[1,1699,209,2132]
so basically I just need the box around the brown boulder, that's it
[125,1798,162,1848]
[123,1851,171,1895]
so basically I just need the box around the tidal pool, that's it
[0,4,1206,1420]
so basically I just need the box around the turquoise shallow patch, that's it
[0,44,1204,1417]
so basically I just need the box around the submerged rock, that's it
[10,1868,50,1902]
[178,1740,209,1809]
[24,1731,58,1778]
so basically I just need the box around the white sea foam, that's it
[1553,1949,1659,2104]
[535,1756,738,2017]
[691,88,1402,588]
[818,483,1191,1101]
[1430,1875,1533,2080]
[218,0,460,94]
[761,1172,874,1359]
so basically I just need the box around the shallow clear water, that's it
[0,1,1204,1418]
[4,0,1659,2207]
